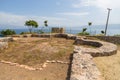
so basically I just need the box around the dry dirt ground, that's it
[0,37,74,66]
[93,45,120,80]
[0,37,74,80]
[0,63,68,80]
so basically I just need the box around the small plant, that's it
[37,30,44,34]
[114,34,120,37]
[101,30,105,34]
[78,28,90,36]
[20,32,35,35]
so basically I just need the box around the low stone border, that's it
[0,60,69,71]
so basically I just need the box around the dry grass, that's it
[0,37,74,66]
[93,45,120,80]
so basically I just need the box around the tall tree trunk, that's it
[28,26,32,33]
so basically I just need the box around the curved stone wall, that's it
[74,38,117,57]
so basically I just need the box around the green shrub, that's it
[78,28,90,36]
[20,32,35,35]
[78,32,90,36]
[95,34,104,36]
[37,30,44,34]
[0,29,16,35]
[114,34,120,37]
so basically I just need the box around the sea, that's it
[0,24,120,36]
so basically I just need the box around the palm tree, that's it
[25,20,39,33]
[82,28,87,33]
[44,20,51,39]
[44,20,48,27]
[101,30,105,34]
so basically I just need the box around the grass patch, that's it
[93,45,120,80]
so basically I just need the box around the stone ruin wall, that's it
[89,36,120,44]
[70,37,117,80]
[51,27,65,33]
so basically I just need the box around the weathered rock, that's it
[0,37,13,42]
[0,42,8,50]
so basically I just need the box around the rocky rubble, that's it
[0,37,13,50]
[0,42,8,50]
[0,37,13,42]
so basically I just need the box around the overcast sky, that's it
[0,0,120,28]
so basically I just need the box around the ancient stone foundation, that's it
[70,37,117,80]
[0,34,118,80]
[89,36,120,44]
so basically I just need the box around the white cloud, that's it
[72,0,120,9]
[0,12,27,27]
[0,12,68,28]
[72,0,90,8]
[57,12,89,16]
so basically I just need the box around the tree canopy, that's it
[25,20,39,33]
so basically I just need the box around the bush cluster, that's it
[0,29,16,36]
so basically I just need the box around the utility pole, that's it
[105,8,112,36]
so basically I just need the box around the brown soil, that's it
[0,63,68,80]
[93,45,120,80]
[0,37,74,80]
